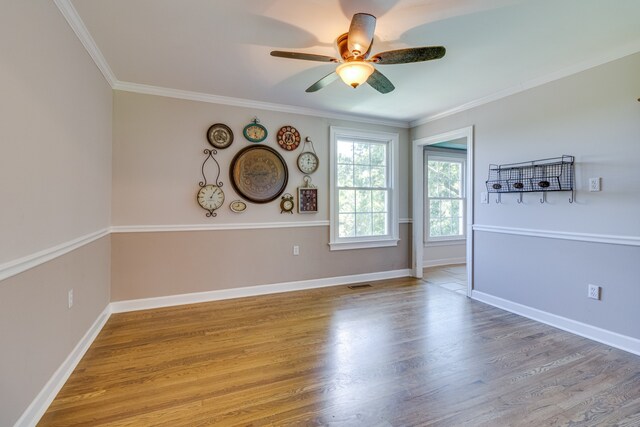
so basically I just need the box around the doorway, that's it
[412,126,474,296]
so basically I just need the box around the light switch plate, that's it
[589,177,601,192]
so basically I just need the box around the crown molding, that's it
[112,81,409,128]
[409,43,640,128]
[53,0,117,87]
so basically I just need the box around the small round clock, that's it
[197,184,225,215]
[280,193,294,214]
[297,151,319,174]
[277,126,301,151]
[243,118,267,143]
[229,200,247,213]
[206,123,233,149]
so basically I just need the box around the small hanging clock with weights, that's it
[297,137,319,174]
[243,117,268,143]
[197,149,225,217]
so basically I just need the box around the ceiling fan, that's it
[270,13,446,94]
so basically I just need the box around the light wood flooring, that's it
[40,273,640,426]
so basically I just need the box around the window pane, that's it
[337,164,353,187]
[371,190,386,212]
[354,165,371,187]
[370,144,386,166]
[355,213,372,236]
[353,143,370,165]
[429,199,463,238]
[339,189,355,213]
[355,190,371,213]
[339,213,355,237]
[370,166,386,187]
[337,140,353,164]
[372,213,387,235]
[428,160,463,198]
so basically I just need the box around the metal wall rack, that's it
[486,155,575,204]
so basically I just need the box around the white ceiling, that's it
[69,0,640,124]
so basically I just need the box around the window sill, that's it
[424,239,466,247]
[329,238,399,251]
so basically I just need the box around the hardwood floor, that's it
[40,276,640,426]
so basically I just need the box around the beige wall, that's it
[0,2,112,425]
[112,91,410,225]
[111,91,412,299]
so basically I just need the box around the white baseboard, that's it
[423,257,466,268]
[472,291,640,356]
[14,305,112,427]
[111,269,412,313]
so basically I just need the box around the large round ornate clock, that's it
[230,145,288,203]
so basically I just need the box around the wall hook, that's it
[569,189,574,203]
[517,193,523,204]
[495,193,502,204]
[540,192,546,204]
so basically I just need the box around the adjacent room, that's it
[2,1,639,425]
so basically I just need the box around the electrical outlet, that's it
[588,284,601,300]
[589,177,601,192]
[293,245,299,256]
[68,289,74,308]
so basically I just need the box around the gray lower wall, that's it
[474,231,640,339]
[0,237,111,427]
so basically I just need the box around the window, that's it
[425,150,466,242]
[330,127,399,250]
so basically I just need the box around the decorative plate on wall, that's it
[276,125,301,151]
[206,123,234,149]
[230,145,288,203]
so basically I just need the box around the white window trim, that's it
[424,150,467,244]
[329,126,399,251]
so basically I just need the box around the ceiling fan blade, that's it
[306,72,339,93]
[347,13,376,57]
[371,46,446,64]
[366,69,394,94]
[270,51,339,63]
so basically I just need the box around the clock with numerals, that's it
[280,193,294,214]
[197,184,224,215]
[297,151,319,174]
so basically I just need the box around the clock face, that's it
[280,194,294,213]
[207,123,233,149]
[229,200,247,213]
[297,152,319,174]
[243,123,267,142]
[197,184,225,211]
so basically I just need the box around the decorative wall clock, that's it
[197,149,224,217]
[230,145,288,203]
[229,200,247,213]
[297,137,319,174]
[243,117,268,143]
[277,125,301,151]
[298,176,318,214]
[280,193,294,214]
[206,123,233,149]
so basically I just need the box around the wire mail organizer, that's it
[486,155,575,204]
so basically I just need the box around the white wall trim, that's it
[53,0,117,86]
[114,82,409,128]
[0,228,110,282]
[423,257,466,268]
[110,269,412,313]
[473,224,640,247]
[14,305,112,427]
[111,221,330,233]
[472,291,640,356]
[409,44,640,127]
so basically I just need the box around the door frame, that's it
[412,126,474,296]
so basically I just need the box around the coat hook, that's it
[495,193,502,204]
[540,192,546,204]
[517,193,523,204]
[569,189,574,203]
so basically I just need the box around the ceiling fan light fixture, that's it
[336,61,374,88]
